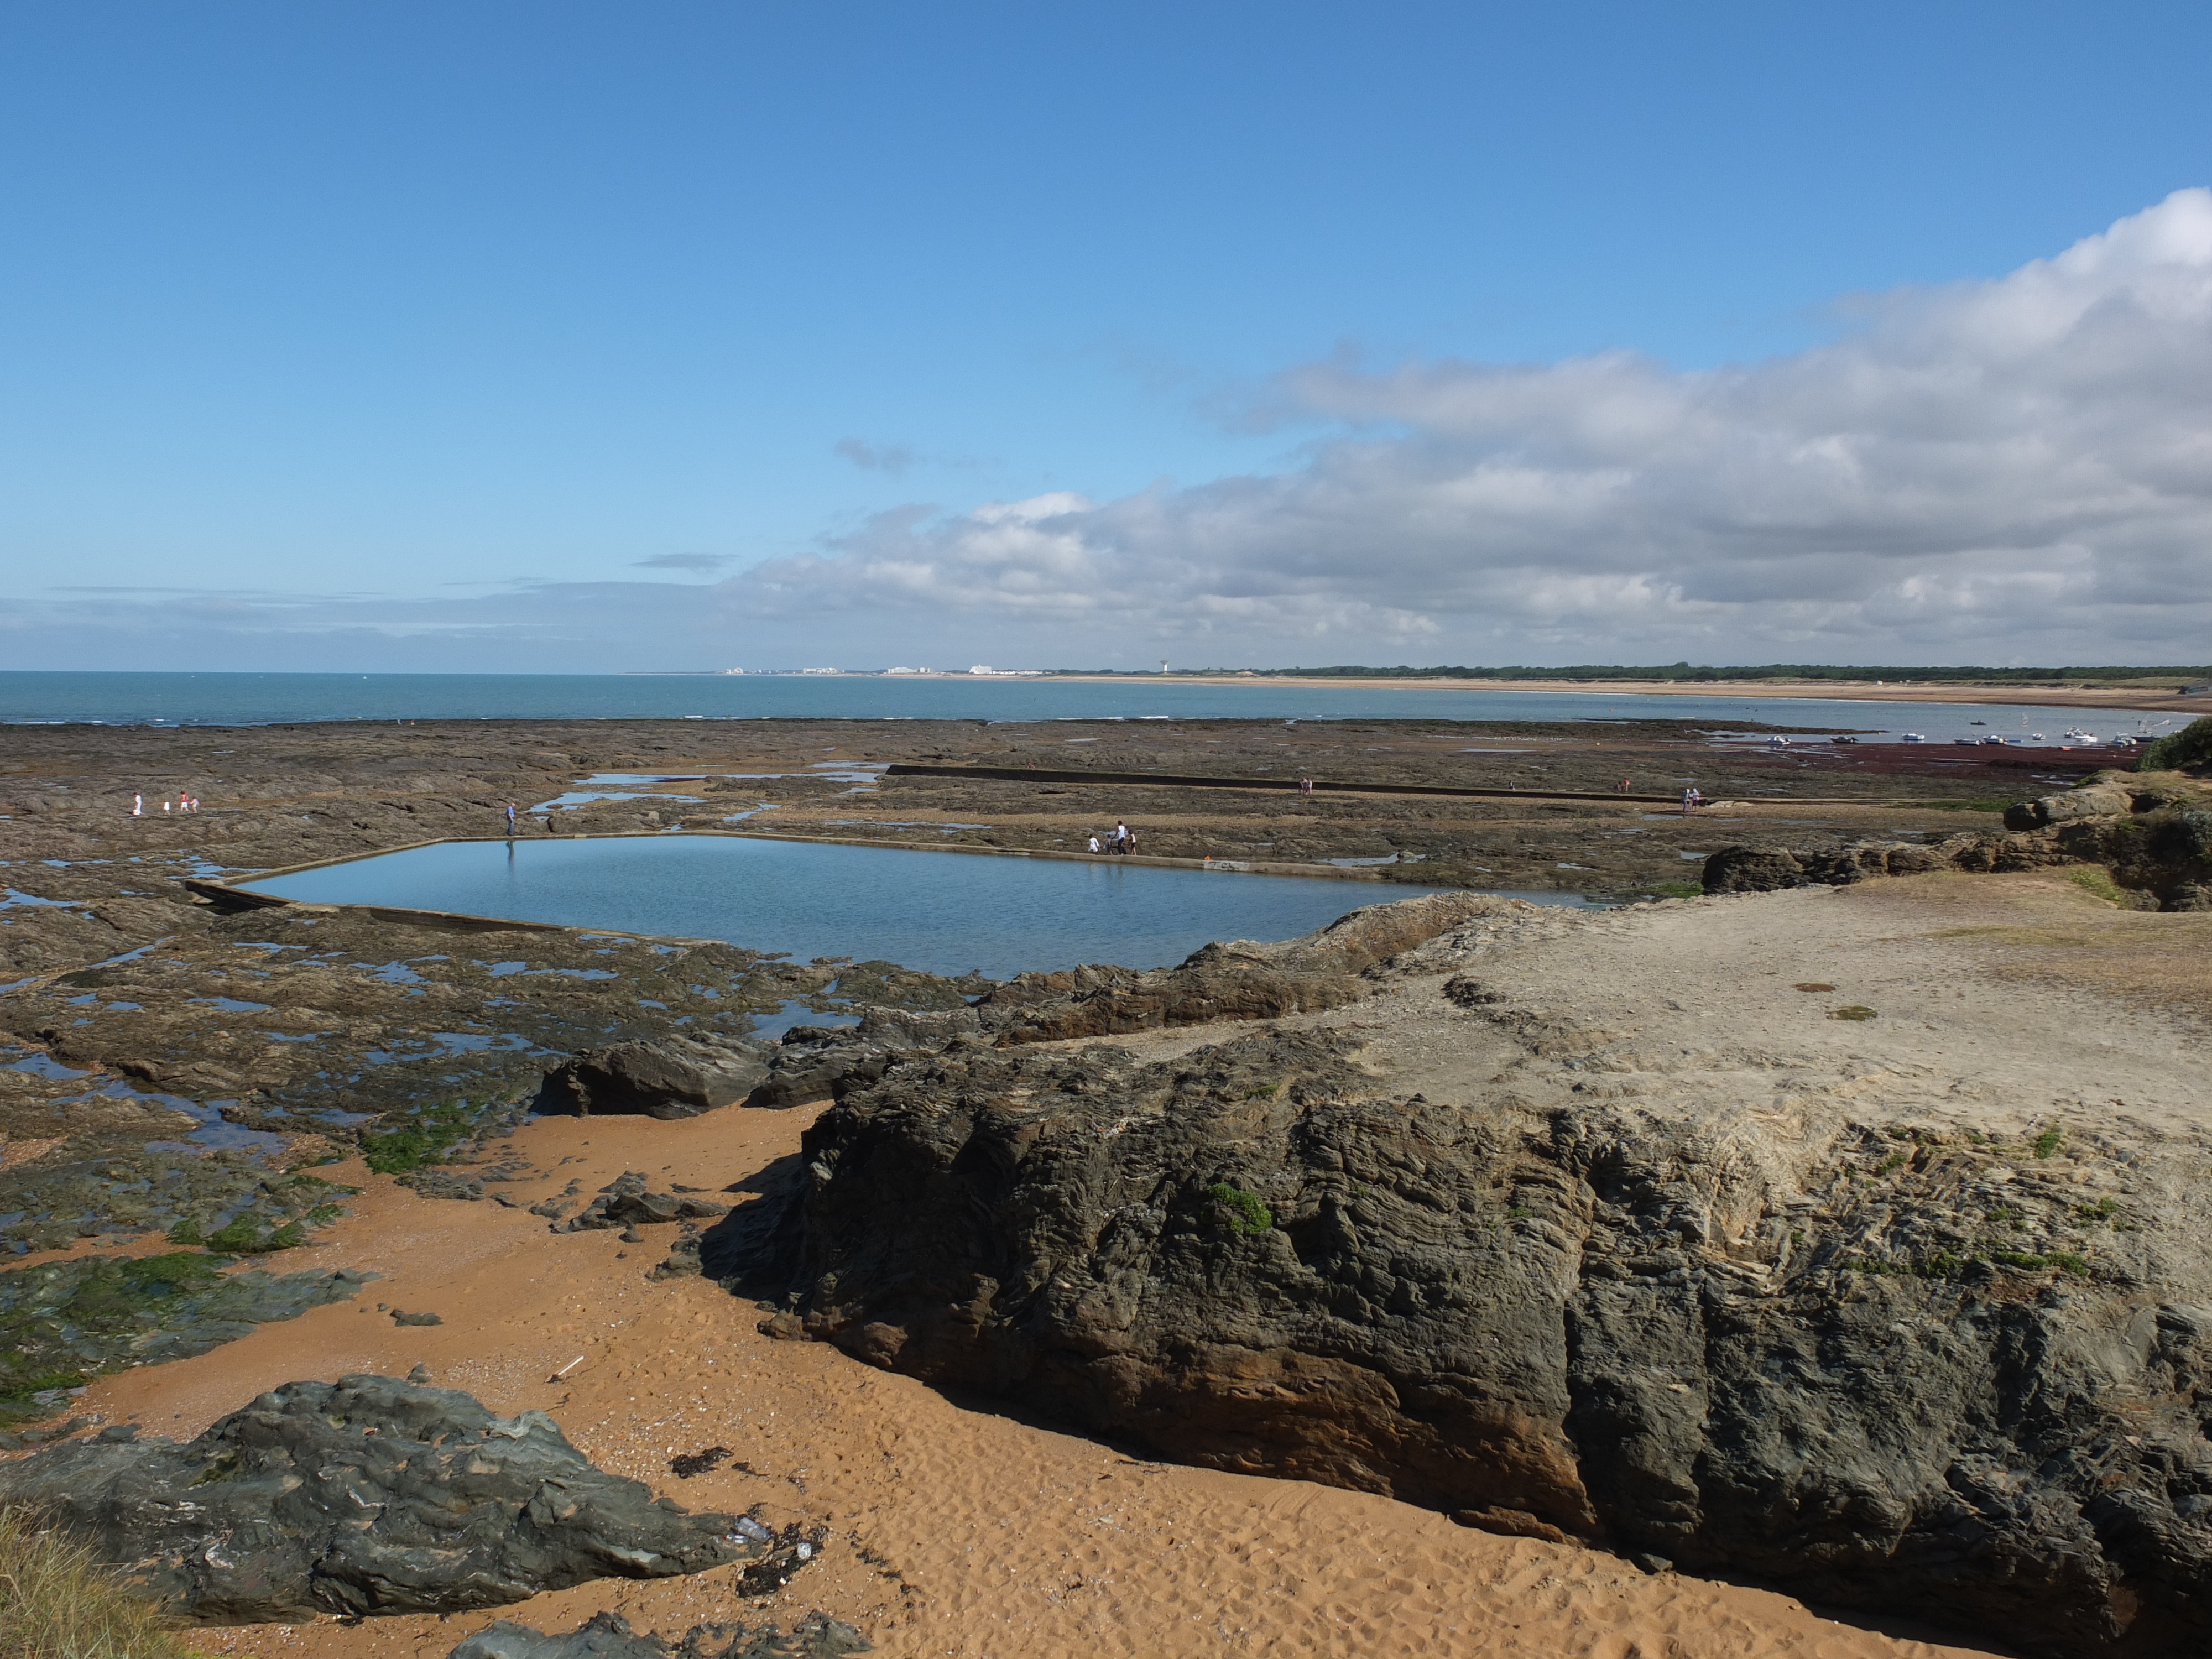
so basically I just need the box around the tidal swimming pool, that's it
[236,834,1592,979]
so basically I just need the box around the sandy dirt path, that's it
[70,1102,2014,1659]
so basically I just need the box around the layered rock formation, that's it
[0,1374,791,1622]
[713,896,2212,1658]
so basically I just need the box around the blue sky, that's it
[2,2,2208,670]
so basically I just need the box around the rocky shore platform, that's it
[1,714,2206,1656]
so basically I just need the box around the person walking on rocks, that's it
[505,802,517,834]
[1088,834,1101,854]
[131,793,142,817]
[1681,789,1695,817]
[1113,820,1128,853]
[1123,826,1138,855]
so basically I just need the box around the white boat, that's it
[1901,733,1927,743]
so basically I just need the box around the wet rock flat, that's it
[0,1252,372,1441]
[0,1373,787,1622]
[0,719,2000,1249]
[0,713,2133,1449]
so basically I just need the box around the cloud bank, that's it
[7,191,2208,669]
[749,189,2212,662]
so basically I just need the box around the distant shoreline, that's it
[1048,674,2212,716]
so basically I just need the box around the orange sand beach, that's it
[68,1101,2011,1659]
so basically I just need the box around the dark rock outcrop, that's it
[0,1374,797,1623]
[744,1024,919,1110]
[730,1030,2212,1658]
[449,1609,869,1659]
[972,890,1514,1044]
[1700,839,1966,895]
[1705,774,2212,909]
[737,894,1517,1109]
[2002,781,2146,830]
[2046,804,2212,909]
[561,1171,732,1232]
[540,1034,771,1119]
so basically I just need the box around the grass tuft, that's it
[1204,1182,1275,1237]
[2064,866,2131,906]
[1830,1005,1878,1022]
[0,1507,206,1659]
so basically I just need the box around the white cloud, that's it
[833,437,917,475]
[632,552,735,573]
[747,189,2212,662]
[8,192,2209,670]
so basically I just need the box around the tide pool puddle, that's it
[229,834,1597,979]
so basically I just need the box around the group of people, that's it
[1088,820,1139,855]
[130,792,200,816]
[1680,786,1704,816]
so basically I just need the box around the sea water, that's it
[0,669,2145,742]
[234,834,1574,979]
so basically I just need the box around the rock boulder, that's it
[560,1171,732,1232]
[540,1034,770,1119]
[448,1609,869,1659]
[0,1374,795,1623]
[2003,781,2142,831]
[732,1030,2212,1658]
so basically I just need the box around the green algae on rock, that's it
[0,1250,372,1434]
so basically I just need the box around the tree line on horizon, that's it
[1067,663,2212,686]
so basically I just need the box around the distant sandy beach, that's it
[1056,674,2212,716]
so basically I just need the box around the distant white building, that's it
[800,666,842,675]
[885,666,933,675]
[721,667,745,675]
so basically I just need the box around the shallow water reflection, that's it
[239,834,1594,979]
